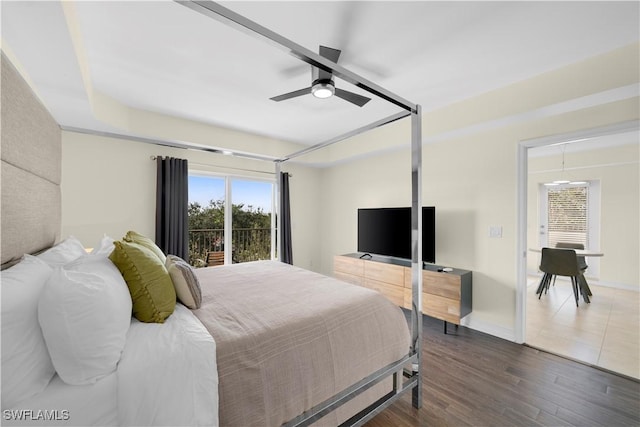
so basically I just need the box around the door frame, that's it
[515,120,639,344]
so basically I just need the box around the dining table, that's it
[528,247,604,257]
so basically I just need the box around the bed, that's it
[1,1,423,425]
[193,261,410,426]
[2,235,411,427]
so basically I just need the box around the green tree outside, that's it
[188,199,272,266]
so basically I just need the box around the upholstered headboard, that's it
[1,54,62,268]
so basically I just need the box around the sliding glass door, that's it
[188,173,274,267]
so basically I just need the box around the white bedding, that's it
[117,304,218,427]
[5,304,218,427]
[4,372,117,426]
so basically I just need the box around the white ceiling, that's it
[2,1,639,147]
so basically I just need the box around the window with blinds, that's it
[547,185,588,248]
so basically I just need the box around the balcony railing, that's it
[188,228,272,267]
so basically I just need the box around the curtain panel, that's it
[156,156,189,260]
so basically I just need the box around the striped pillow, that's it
[166,255,202,309]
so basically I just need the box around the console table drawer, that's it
[403,269,462,299]
[365,278,405,307]
[364,261,404,287]
[423,270,461,300]
[422,293,461,324]
[334,254,472,327]
[334,271,365,287]
[334,255,364,277]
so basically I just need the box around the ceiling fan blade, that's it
[270,87,312,102]
[317,46,341,81]
[319,46,341,62]
[334,88,371,107]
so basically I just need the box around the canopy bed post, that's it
[410,104,423,408]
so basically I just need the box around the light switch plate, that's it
[489,226,503,238]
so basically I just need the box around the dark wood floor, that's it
[365,314,640,427]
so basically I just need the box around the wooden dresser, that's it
[334,253,472,325]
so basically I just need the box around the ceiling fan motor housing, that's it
[312,78,335,98]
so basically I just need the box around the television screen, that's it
[357,207,435,263]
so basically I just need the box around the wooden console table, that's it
[334,253,472,333]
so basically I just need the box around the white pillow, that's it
[1,255,55,409]
[89,235,115,258]
[38,256,132,385]
[37,236,87,267]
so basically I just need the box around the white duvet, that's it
[118,304,218,426]
[6,304,218,427]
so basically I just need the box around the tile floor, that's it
[526,275,640,379]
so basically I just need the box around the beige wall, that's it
[527,143,639,288]
[315,44,639,340]
[60,42,639,342]
[317,99,638,340]
[61,131,322,271]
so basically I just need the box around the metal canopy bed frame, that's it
[176,2,424,425]
[66,1,425,425]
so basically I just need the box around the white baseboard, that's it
[589,280,639,292]
[527,270,638,292]
[460,314,516,342]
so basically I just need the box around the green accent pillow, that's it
[123,230,166,264]
[109,241,176,323]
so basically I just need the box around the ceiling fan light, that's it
[312,80,335,99]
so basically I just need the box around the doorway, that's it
[516,120,639,379]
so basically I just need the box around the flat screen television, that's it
[357,207,436,263]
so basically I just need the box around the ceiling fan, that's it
[269,46,372,107]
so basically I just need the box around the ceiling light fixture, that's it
[311,79,335,99]
[544,144,586,187]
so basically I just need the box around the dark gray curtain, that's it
[280,172,293,265]
[156,156,188,260]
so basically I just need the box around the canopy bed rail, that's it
[175,1,417,113]
[179,0,423,422]
[282,353,419,427]
[172,0,424,422]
